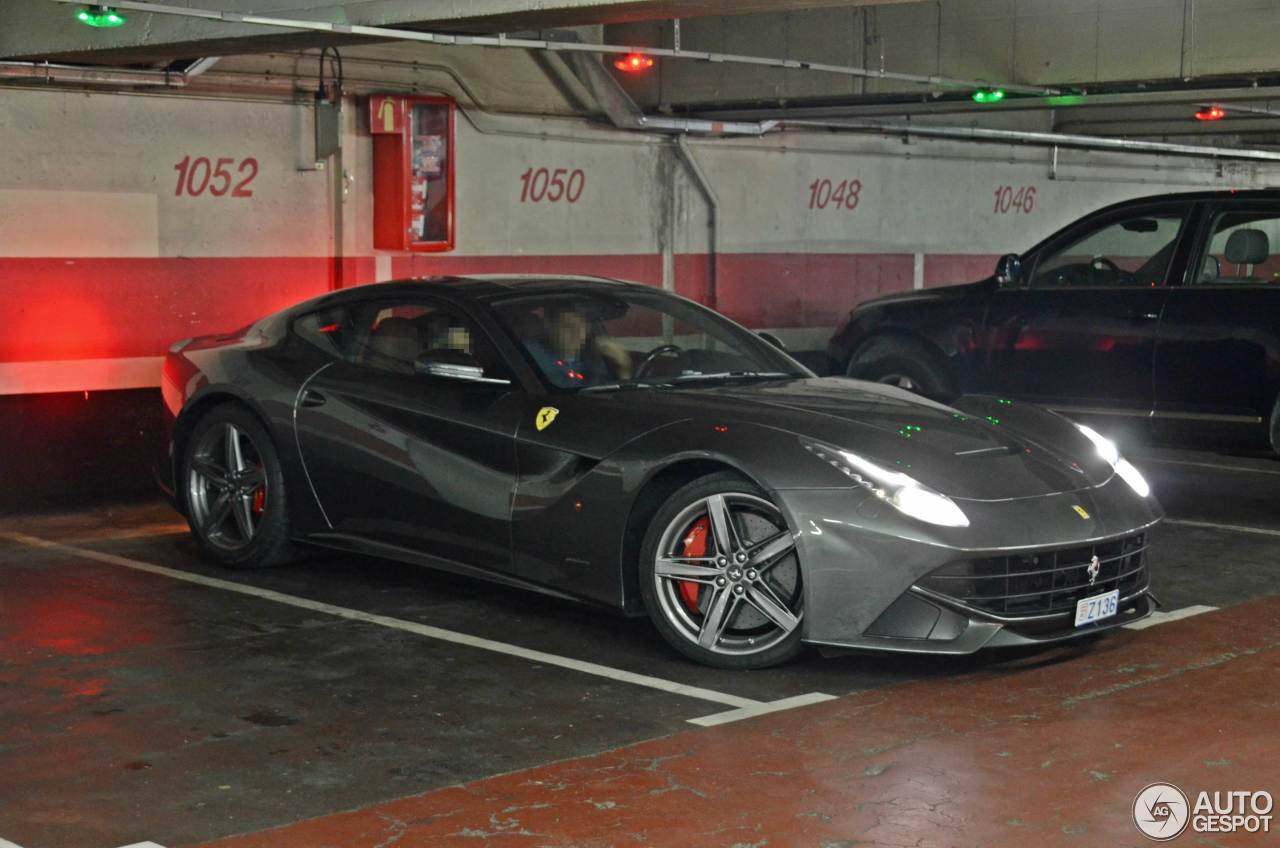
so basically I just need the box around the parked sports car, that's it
[828,189,1280,453]
[160,276,1160,668]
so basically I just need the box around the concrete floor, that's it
[1,444,1277,847]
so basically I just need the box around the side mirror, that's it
[757,331,787,351]
[995,253,1024,287]
[415,349,511,386]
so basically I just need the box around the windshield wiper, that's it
[671,371,793,383]
[580,380,671,393]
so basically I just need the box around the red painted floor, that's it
[198,598,1280,847]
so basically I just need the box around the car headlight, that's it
[1074,423,1150,498]
[803,441,970,528]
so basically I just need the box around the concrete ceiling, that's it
[0,0,914,64]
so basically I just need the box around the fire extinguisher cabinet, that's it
[370,94,456,252]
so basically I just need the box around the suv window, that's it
[295,300,511,379]
[1029,209,1187,289]
[1193,210,1280,286]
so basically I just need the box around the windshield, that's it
[490,288,807,392]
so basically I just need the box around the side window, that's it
[1193,210,1280,286]
[1029,209,1188,289]
[295,301,511,380]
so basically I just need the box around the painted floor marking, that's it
[1135,456,1280,476]
[1,838,28,848]
[1123,604,1218,631]
[1164,518,1280,538]
[687,691,838,727]
[3,532,832,723]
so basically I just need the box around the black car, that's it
[159,276,1159,669]
[828,189,1280,453]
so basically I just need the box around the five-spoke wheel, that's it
[187,421,267,550]
[641,472,804,668]
[182,403,295,569]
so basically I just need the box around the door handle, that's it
[1125,311,1160,321]
[300,389,327,408]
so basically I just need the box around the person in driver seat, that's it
[525,301,632,388]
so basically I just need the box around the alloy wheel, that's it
[878,373,918,391]
[187,422,268,551]
[652,492,802,656]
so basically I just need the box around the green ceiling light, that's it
[76,5,127,28]
[972,87,1005,104]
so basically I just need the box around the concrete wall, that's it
[2,82,1273,399]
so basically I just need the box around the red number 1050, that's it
[519,167,585,203]
[174,156,259,198]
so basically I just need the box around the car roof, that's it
[1110,188,1280,204]
[338,275,646,302]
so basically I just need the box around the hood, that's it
[597,377,1112,501]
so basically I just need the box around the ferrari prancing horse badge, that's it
[536,406,559,431]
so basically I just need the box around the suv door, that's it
[979,202,1194,417]
[292,296,524,572]
[1154,200,1280,445]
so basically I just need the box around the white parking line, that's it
[1124,604,1218,631]
[1135,457,1280,476]
[687,691,838,727]
[1164,518,1280,538]
[1,838,28,848]
[2,531,833,724]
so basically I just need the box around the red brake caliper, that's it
[679,516,710,612]
[251,485,266,517]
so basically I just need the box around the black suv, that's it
[828,189,1280,452]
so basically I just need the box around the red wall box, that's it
[370,94,456,252]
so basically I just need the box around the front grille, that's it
[917,533,1148,619]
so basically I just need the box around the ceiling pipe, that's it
[44,0,1056,97]
[696,85,1280,123]
[0,55,217,87]
[784,119,1280,162]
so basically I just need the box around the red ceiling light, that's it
[1195,104,1226,121]
[614,52,655,73]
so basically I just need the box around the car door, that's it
[979,202,1194,417]
[291,295,524,572]
[1153,200,1280,444]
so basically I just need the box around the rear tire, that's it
[639,472,805,669]
[1271,394,1280,456]
[847,339,955,401]
[181,403,295,569]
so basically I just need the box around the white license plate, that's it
[1075,589,1119,627]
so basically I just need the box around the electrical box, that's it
[370,94,455,252]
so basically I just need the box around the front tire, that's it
[182,403,295,569]
[847,339,954,401]
[639,472,805,669]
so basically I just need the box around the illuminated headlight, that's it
[803,440,970,528]
[1075,423,1150,497]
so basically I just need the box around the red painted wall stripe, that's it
[2,253,993,370]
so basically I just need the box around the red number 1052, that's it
[174,156,259,198]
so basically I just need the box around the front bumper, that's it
[810,586,1156,656]
[777,471,1162,654]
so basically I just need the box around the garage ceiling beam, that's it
[37,0,1056,97]
[7,0,917,64]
